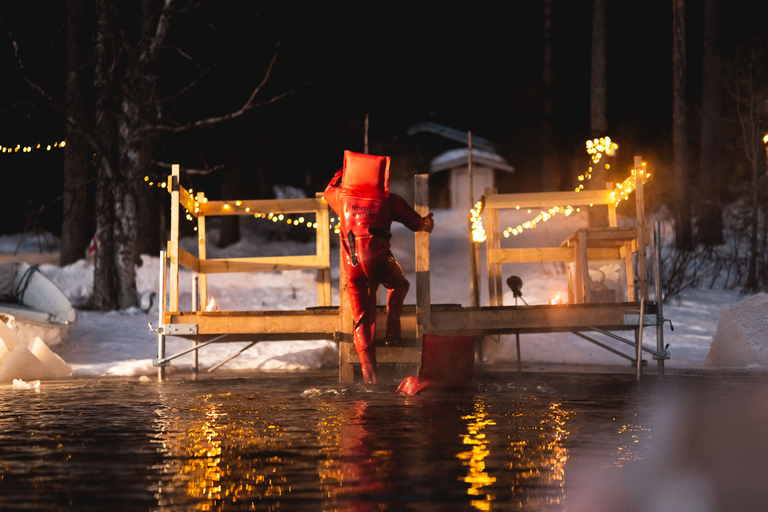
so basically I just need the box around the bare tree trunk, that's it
[590,0,608,138]
[114,99,140,309]
[697,0,724,246]
[92,0,119,310]
[133,0,162,260]
[673,0,693,250]
[61,0,92,266]
[588,0,609,228]
[540,0,558,192]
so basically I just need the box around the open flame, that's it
[205,297,217,311]
[549,292,562,305]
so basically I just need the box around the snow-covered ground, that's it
[0,206,754,380]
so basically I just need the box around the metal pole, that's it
[157,250,167,382]
[654,220,665,376]
[636,298,644,382]
[191,274,200,373]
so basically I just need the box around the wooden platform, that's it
[155,158,669,383]
[163,301,660,365]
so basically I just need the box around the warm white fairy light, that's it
[577,136,619,189]
[0,140,66,154]
[471,201,486,243]
[502,205,579,237]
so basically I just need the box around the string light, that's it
[502,206,579,237]
[577,137,618,188]
[0,140,66,154]
[585,136,617,164]
[471,201,486,243]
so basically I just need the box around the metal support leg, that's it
[191,274,200,373]
[636,298,644,382]
[654,221,666,377]
[157,250,167,382]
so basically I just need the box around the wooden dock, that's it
[155,157,669,383]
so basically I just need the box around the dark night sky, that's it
[0,0,766,234]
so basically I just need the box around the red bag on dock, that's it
[396,334,476,395]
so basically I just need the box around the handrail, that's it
[164,164,332,313]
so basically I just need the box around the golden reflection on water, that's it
[149,387,650,511]
[457,399,497,510]
[154,393,294,510]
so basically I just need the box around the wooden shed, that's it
[429,148,514,209]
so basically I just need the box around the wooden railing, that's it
[164,164,332,313]
[483,157,648,306]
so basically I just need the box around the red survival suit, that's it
[324,151,433,383]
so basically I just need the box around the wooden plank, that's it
[488,247,621,264]
[167,309,340,336]
[430,304,645,334]
[177,246,200,273]
[635,156,649,301]
[199,197,325,217]
[315,193,331,307]
[179,185,197,218]
[578,230,589,303]
[197,192,208,306]
[415,174,431,338]
[169,165,181,312]
[339,231,354,383]
[487,189,502,306]
[486,189,615,210]
[199,255,327,273]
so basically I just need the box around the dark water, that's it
[0,367,765,512]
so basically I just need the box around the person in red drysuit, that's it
[324,151,434,384]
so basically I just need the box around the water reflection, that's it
[1,372,701,511]
[457,399,497,510]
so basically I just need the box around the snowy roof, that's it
[429,148,514,173]
[406,122,498,152]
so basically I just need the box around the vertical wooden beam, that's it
[483,191,495,307]
[468,132,481,309]
[415,174,431,341]
[316,193,332,307]
[623,243,636,301]
[606,182,617,227]
[635,156,649,301]
[489,189,503,306]
[196,192,208,308]
[578,230,589,303]
[168,164,180,312]
[338,235,354,383]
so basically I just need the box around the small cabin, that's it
[428,148,514,209]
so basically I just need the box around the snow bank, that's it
[706,293,768,367]
[0,322,72,381]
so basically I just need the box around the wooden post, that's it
[168,164,181,312]
[468,132,481,308]
[415,174,431,341]
[315,193,331,307]
[578,229,589,303]
[635,156,649,301]
[196,192,208,308]
[487,188,503,306]
[606,182,617,227]
[338,237,354,383]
